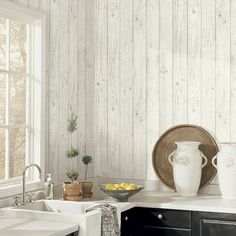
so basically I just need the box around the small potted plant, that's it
[80,155,93,198]
[63,114,81,201]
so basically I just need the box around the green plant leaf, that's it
[82,155,92,165]
[65,169,79,181]
[67,114,78,133]
[66,146,79,158]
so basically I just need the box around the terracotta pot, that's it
[63,182,82,201]
[80,182,93,198]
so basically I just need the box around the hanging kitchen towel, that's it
[86,204,120,236]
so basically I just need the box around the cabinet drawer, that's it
[135,208,191,229]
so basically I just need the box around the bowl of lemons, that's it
[98,183,144,202]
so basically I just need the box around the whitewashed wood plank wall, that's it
[95,0,236,181]
[8,0,95,185]
[7,0,236,185]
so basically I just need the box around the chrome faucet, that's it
[22,164,42,205]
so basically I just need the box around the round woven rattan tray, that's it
[152,124,219,191]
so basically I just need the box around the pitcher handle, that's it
[212,155,217,169]
[200,151,208,168]
[168,151,176,166]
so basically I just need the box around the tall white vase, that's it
[168,141,207,196]
[212,144,236,200]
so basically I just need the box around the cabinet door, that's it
[200,219,236,236]
[192,211,236,236]
[121,208,136,236]
[134,226,191,236]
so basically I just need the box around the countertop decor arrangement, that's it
[152,124,219,191]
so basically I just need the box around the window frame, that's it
[0,0,46,198]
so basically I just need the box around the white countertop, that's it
[128,190,236,214]
[2,191,236,235]
[0,215,79,236]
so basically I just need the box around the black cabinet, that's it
[121,208,236,236]
[121,207,136,236]
[121,207,191,236]
[192,211,236,236]
[134,227,191,236]
[66,231,79,236]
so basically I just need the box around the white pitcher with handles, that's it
[168,141,208,196]
[212,144,236,200]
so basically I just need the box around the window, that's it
[0,17,28,180]
[0,0,45,196]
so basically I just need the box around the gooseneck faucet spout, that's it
[22,164,42,205]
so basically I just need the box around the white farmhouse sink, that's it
[13,200,99,214]
[0,200,101,236]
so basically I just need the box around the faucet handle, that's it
[12,195,22,206]
[25,192,35,203]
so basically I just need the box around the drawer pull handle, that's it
[157,214,163,219]
[124,216,128,221]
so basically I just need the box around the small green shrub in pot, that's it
[63,114,81,201]
[81,155,93,198]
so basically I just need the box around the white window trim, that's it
[0,0,46,199]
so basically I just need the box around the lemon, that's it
[110,186,118,190]
[118,187,125,190]
[120,183,127,188]
[125,183,137,190]
[105,182,138,191]
[106,183,114,190]
[114,184,120,189]
[129,183,138,189]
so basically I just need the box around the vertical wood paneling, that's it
[77,0,86,179]
[107,0,120,178]
[17,0,28,6]
[38,0,50,174]
[95,0,108,176]
[11,0,236,185]
[201,0,216,136]
[172,0,188,125]
[58,0,69,183]
[146,0,159,180]
[86,0,95,178]
[132,0,147,179]
[94,0,235,182]
[49,0,60,184]
[68,0,78,173]
[231,0,236,142]
[159,0,172,134]
[119,0,133,179]
[188,0,201,125]
[28,0,38,8]
[216,0,230,142]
